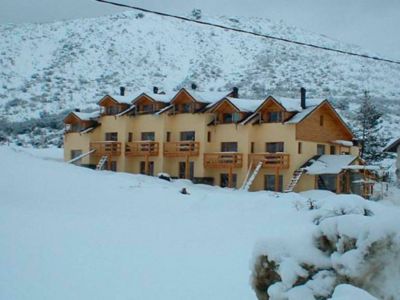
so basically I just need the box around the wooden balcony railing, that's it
[249,153,290,169]
[204,152,243,168]
[90,141,122,156]
[125,141,159,157]
[164,141,200,157]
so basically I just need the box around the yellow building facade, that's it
[64,87,366,194]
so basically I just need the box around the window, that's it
[220,173,237,188]
[180,131,195,141]
[105,106,119,115]
[330,145,336,154]
[141,132,155,141]
[140,161,154,176]
[70,123,83,132]
[267,111,283,123]
[320,115,324,126]
[140,104,153,113]
[298,142,302,154]
[166,132,171,142]
[179,161,194,179]
[266,142,284,153]
[110,161,117,172]
[264,175,283,192]
[221,142,238,152]
[317,144,326,155]
[317,175,337,192]
[70,150,82,165]
[105,132,118,141]
[207,131,211,142]
[128,132,133,142]
[251,142,255,153]
[182,103,192,113]
[222,113,233,123]
[222,112,240,123]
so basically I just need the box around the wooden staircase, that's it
[284,169,304,192]
[96,155,108,170]
[241,161,263,191]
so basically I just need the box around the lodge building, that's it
[64,86,373,196]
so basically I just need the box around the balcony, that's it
[249,153,290,169]
[204,152,243,168]
[90,141,122,156]
[164,141,200,157]
[125,141,159,157]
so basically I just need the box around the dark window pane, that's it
[221,142,238,152]
[105,132,118,141]
[141,132,155,141]
[266,142,284,153]
[180,131,195,141]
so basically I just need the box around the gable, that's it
[98,95,120,107]
[64,112,81,124]
[170,89,197,105]
[209,99,241,113]
[255,96,286,113]
[296,101,354,142]
[133,94,155,106]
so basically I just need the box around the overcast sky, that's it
[1,0,399,60]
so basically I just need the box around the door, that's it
[179,161,194,179]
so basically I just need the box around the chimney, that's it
[232,87,239,98]
[153,86,159,94]
[300,87,306,109]
[74,108,80,112]
[120,86,126,96]
[191,83,197,90]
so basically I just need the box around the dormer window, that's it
[267,111,283,123]
[105,106,120,115]
[139,104,153,113]
[222,112,241,123]
[182,103,192,113]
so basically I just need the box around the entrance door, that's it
[179,161,194,179]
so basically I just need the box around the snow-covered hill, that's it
[1,146,400,299]
[1,11,400,122]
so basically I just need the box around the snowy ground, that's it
[1,146,399,299]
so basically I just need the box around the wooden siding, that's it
[296,102,353,142]
[163,141,200,157]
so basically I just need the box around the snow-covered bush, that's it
[251,193,400,299]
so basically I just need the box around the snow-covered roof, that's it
[146,92,175,103]
[331,140,353,147]
[343,165,381,171]
[108,95,135,104]
[155,104,174,115]
[116,105,136,117]
[383,137,400,153]
[273,97,325,112]
[225,97,265,112]
[190,90,231,104]
[284,105,318,124]
[304,155,357,175]
[73,111,100,121]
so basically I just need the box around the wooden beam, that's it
[145,155,149,175]
[228,166,233,188]
[275,167,280,192]
[185,155,190,179]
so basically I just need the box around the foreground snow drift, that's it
[1,146,399,300]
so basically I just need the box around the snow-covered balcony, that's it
[125,141,159,157]
[248,153,290,169]
[203,152,243,168]
[163,141,200,157]
[89,141,122,156]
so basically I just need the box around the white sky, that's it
[1,0,399,60]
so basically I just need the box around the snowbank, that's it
[1,146,399,300]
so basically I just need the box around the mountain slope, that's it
[0,11,400,122]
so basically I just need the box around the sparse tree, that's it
[191,9,202,20]
[353,91,389,163]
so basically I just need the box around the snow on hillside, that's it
[1,11,400,122]
[1,146,400,299]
